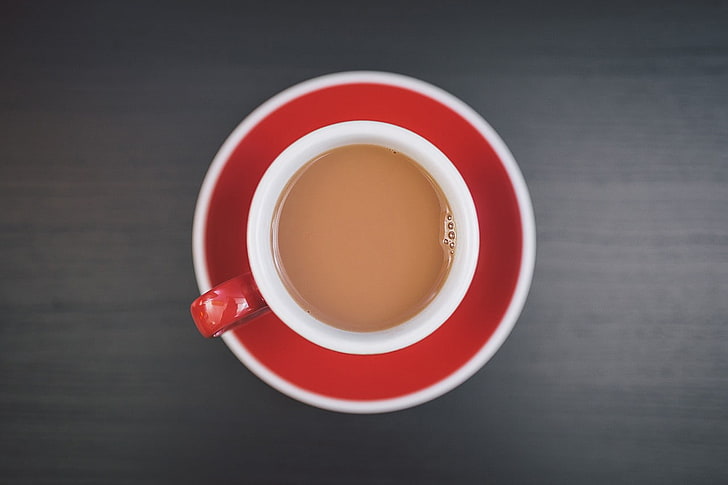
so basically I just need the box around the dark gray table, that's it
[2,1,727,483]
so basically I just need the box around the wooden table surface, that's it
[1,1,726,483]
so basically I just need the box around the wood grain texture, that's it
[1,1,726,483]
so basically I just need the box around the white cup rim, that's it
[247,121,480,355]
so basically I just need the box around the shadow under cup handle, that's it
[190,273,269,338]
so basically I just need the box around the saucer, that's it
[192,71,535,413]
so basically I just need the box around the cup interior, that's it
[247,121,479,355]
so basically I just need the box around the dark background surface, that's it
[1,1,727,483]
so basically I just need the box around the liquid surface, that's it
[273,144,453,332]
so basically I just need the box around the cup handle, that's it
[190,273,269,338]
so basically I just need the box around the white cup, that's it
[192,120,479,355]
[247,121,479,354]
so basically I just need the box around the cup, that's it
[191,120,479,355]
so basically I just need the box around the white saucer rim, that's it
[192,70,536,414]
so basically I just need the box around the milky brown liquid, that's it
[273,144,455,332]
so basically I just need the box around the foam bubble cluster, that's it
[443,214,455,254]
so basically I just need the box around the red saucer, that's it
[193,72,534,413]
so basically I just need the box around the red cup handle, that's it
[190,273,269,338]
